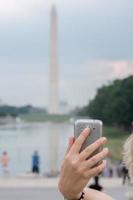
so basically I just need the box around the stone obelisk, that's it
[48,5,59,114]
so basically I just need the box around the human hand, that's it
[58,128,108,200]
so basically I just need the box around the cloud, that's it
[0,60,49,107]
[83,60,133,79]
[0,0,117,22]
[60,60,133,107]
[0,58,132,107]
[0,0,49,22]
[0,0,133,63]
[0,0,133,107]
[0,0,90,21]
[112,61,133,78]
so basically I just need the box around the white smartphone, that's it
[74,119,103,157]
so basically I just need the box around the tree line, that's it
[0,105,46,117]
[79,75,133,129]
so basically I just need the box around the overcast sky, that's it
[0,0,133,108]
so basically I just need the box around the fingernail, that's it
[83,127,90,135]
[69,137,74,144]
[104,147,109,153]
[102,137,107,142]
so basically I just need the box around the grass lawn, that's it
[103,126,129,160]
[20,113,71,122]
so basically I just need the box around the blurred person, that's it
[107,153,114,178]
[123,132,133,199]
[121,165,130,185]
[89,176,103,191]
[58,128,133,200]
[123,133,133,183]
[32,150,40,174]
[115,160,123,177]
[103,155,112,177]
[1,151,10,174]
[109,166,113,178]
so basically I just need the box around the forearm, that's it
[83,187,115,200]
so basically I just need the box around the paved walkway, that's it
[0,177,129,200]
[0,187,127,200]
[0,177,124,188]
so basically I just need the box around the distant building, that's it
[59,100,70,114]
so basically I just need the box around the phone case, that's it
[74,119,103,155]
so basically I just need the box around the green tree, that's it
[79,76,133,129]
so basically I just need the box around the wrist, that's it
[64,191,85,200]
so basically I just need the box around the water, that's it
[0,122,73,176]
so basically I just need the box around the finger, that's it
[65,137,75,156]
[70,128,90,153]
[84,148,109,169]
[80,137,107,160]
[85,160,106,178]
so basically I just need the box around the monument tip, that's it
[51,4,57,16]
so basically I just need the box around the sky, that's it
[0,0,133,109]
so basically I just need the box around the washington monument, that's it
[48,5,59,114]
